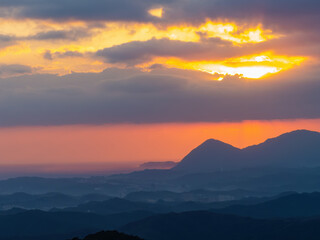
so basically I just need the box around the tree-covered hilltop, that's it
[70,231,143,240]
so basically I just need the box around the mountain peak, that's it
[272,129,319,138]
[275,129,320,138]
[173,129,320,173]
[172,139,241,173]
[198,139,238,149]
[247,129,320,149]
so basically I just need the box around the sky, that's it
[0,0,319,175]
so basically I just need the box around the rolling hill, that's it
[173,130,320,173]
[214,192,320,218]
[121,211,320,240]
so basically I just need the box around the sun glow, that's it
[0,18,301,76]
[199,21,279,44]
[148,7,163,18]
[200,65,279,79]
[146,53,306,79]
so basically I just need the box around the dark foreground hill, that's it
[173,130,320,173]
[215,192,320,218]
[2,192,320,240]
[0,210,152,240]
[121,211,320,240]
[70,231,143,240]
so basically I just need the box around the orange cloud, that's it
[0,18,288,76]
[148,7,163,18]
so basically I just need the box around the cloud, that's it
[0,0,318,61]
[0,34,17,49]
[29,29,90,41]
[0,0,317,128]
[96,38,245,65]
[254,32,320,59]
[162,0,320,31]
[0,64,32,77]
[43,51,53,60]
[0,0,318,31]
[0,28,94,52]
[43,50,84,60]
[0,66,319,126]
[0,0,168,21]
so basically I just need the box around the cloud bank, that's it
[0,66,319,126]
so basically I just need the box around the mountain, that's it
[172,139,241,172]
[242,130,320,167]
[215,192,320,218]
[121,211,320,240]
[70,231,143,240]
[173,130,320,173]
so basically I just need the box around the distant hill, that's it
[60,193,294,216]
[0,192,111,210]
[125,189,258,203]
[60,198,173,215]
[139,161,178,170]
[215,192,320,218]
[0,176,123,195]
[121,211,320,240]
[173,130,320,173]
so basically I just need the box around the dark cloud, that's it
[43,51,53,60]
[56,51,83,58]
[0,0,169,21]
[0,34,14,42]
[96,38,203,65]
[96,38,246,65]
[0,64,32,77]
[0,67,319,126]
[0,34,17,49]
[162,0,320,32]
[0,0,318,31]
[0,28,94,50]
[29,28,91,41]
[43,50,83,60]
[254,33,320,59]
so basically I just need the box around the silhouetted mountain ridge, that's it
[173,138,241,172]
[174,130,320,173]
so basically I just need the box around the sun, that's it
[200,65,280,79]
[147,52,306,80]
